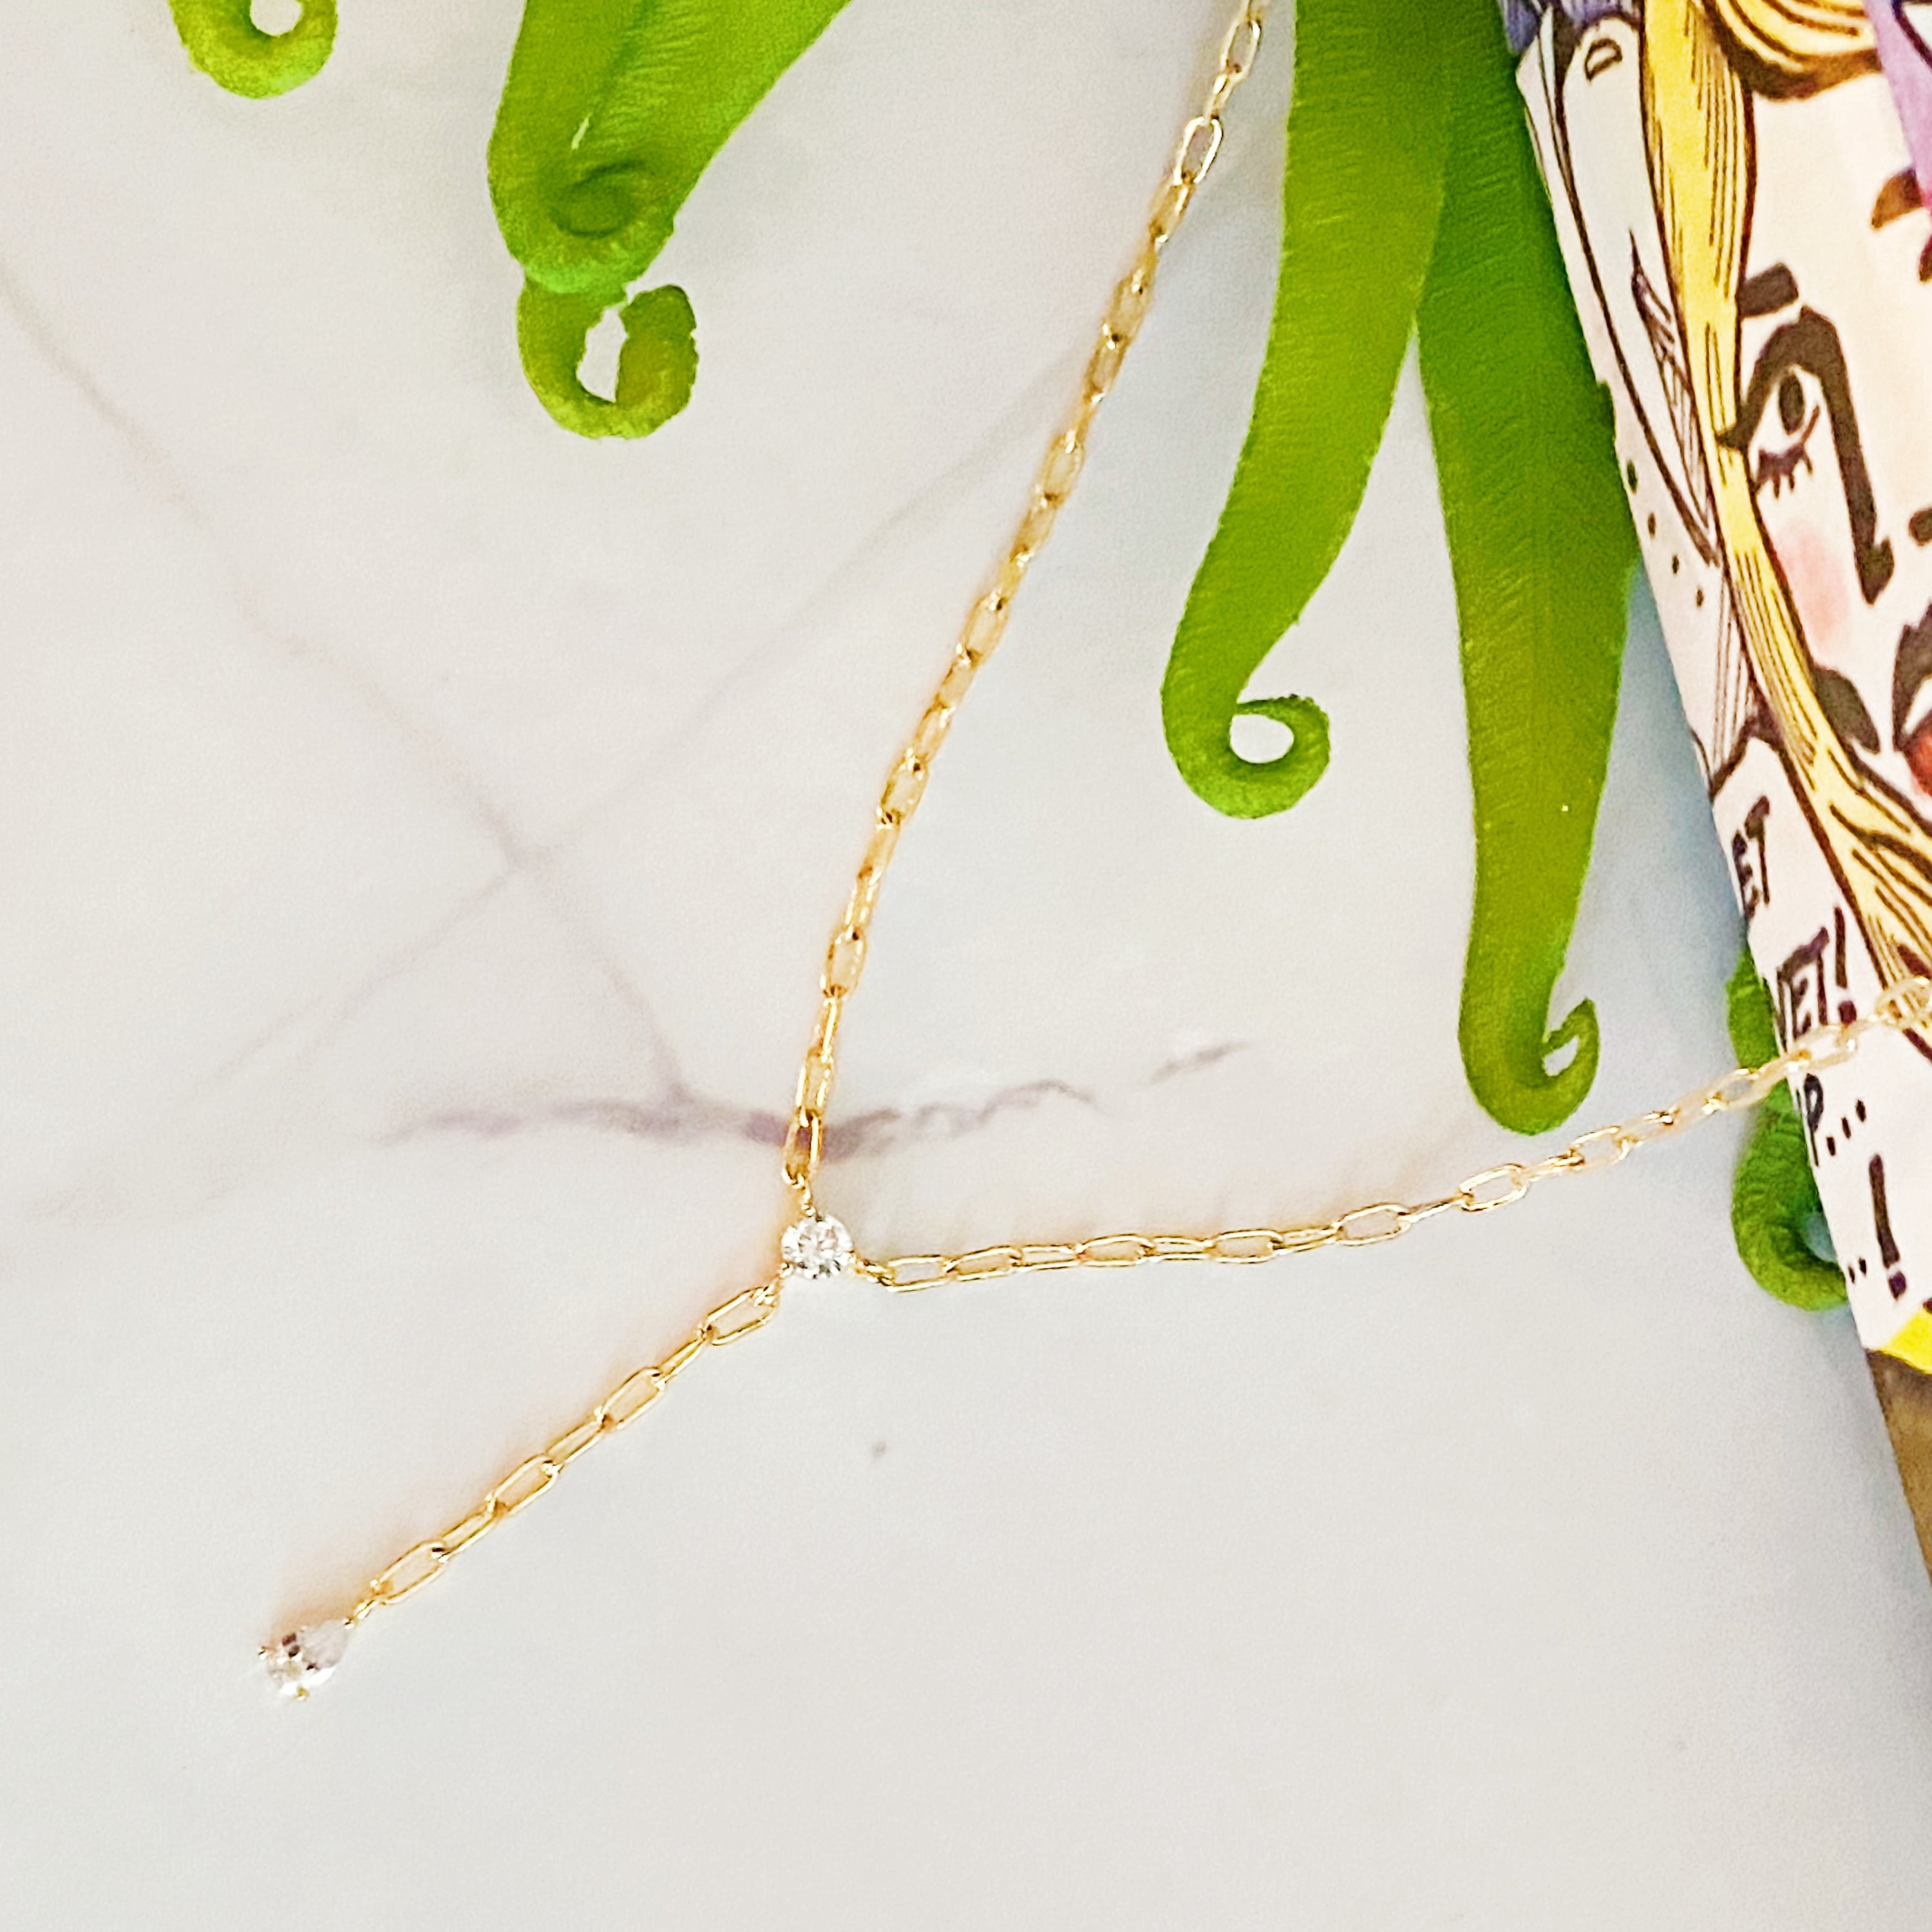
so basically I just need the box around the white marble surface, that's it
[4,3,1931,1926]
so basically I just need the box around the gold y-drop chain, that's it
[265,0,1932,1691]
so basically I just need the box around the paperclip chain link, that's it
[350,1274,781,1619]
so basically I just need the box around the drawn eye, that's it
[1749,365,1824,498]
[1582,32,1624,80]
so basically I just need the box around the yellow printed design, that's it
[1882,1309,1932,1374]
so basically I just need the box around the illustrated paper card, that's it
[1504,0,1932,1568]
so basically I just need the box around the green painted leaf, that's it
[489,0,851,437]
[1419,0,1634,1136]
[169,0,335,98]
[1159,0,1452,818]
[1725,950,1844,1309]
[1725,945,1780,1066]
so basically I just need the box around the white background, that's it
[3,3,1930,1926]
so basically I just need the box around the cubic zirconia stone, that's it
[261,1620,352,1699]
[781,1213,855,1282]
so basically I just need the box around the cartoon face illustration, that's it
[1514,0,1932,986]
[1730,71,1932,825]
[1618,0,1932,992]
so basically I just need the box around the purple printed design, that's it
[1504,0,1636,57]
[1868,3,1932,187]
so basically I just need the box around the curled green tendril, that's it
[168,0,336,99]
[1726,951,1845,1310]
[488,0,851,438]
[1160,0,1448,817]
[516,284,698,440]
[1164,0,1630,1135]
[1423,0,1634,1137]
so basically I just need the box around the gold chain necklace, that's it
[261,0,1932,1698]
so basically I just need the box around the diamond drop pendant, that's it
[261,1620,352,1699]
[781,1212,855,1282]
